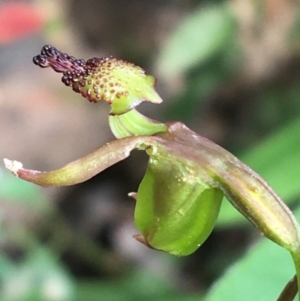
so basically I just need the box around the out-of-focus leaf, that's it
[0,166,48,211]
[204,205,300,301]
[156,4,236,79]
[0,247,74,301]
[0,167,50,237]
[240,118,300,174]
[166,50,239,122]
[162,296,204,301]
[217,117,300,227]
[205,240,294,301]
[75,269,173,301]
[0,253,16,280]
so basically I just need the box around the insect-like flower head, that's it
[33,45,162,115]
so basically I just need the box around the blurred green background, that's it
[1,0,300,300]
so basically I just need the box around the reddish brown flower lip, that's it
[33,45,85,72]
[33,45,106,103]
[32,45,149,106]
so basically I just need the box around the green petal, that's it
[135,149,223,256]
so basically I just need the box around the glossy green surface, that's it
[135,150,223,255]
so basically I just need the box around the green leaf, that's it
[0,247,74,301]
[157,4,236,79]
[205,206,300,301]
[0,167,48,210]
[0,254,16,281]
[205,239,294,301]
[75,269,174,301]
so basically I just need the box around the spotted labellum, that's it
[33,45,162,115]
[4,45,300,299]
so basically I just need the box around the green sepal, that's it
[110,74,162,115]
[3,136,157,187]
[109,109,167,138]
[135,147,223,256]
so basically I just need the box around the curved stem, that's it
[290,251,300,301]
[277,274,298,301]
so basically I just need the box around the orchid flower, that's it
[4,45,300,300]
